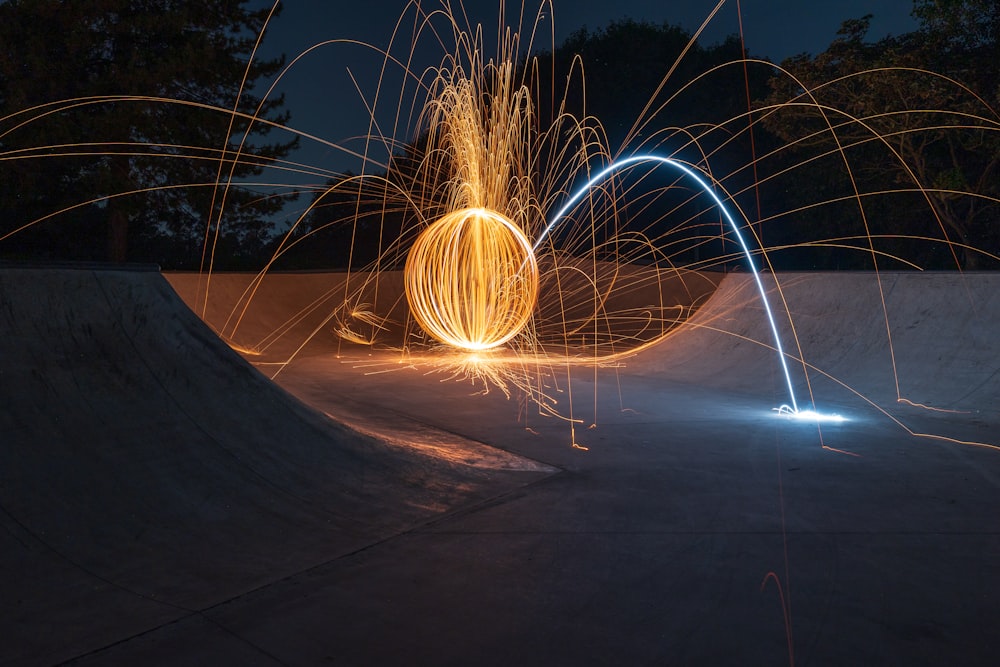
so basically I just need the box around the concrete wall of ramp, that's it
[627,271,1000,438]
[0,266,550,665]
[164,267,724,360]
[166,268,999,439]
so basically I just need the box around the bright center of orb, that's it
[404,207,539,351]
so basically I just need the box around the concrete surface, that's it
[0,266,551,666]
[3,266,999,665]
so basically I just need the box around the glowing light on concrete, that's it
[775,406,847,423]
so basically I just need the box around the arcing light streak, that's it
[536,155,801,414]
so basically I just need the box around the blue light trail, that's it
[535,155,806,415]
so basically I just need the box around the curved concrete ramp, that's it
[627,271,1000,442]
[0,266,552,666]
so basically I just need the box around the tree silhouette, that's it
[0,0,298,267]
[758,4,1000,269]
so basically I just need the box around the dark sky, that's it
[248,0,918,187]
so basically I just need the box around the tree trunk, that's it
[107,154,132,263]
[108,205,128,263]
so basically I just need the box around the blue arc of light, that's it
[536,154,801,414]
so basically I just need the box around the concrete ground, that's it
[3,266,998,665]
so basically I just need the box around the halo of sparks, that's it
[404,206,539,351]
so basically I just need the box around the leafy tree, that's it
[282,133,437,271]
[913,0,998,86]
[0,0,298,266]
[757,3,1000,269]
[531,20,769,157]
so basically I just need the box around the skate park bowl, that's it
[2,263,998,665]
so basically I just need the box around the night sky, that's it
[249,0,918,187]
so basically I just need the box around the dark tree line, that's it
[303,3,998,272]
[756,0,999,269]
[0,0,297,268]
[531,20,774,269]
[293,19,773,271]
[1,1,996,271]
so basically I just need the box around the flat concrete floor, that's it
[77,352,1000,666]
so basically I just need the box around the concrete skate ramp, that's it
[165,270,411,360]
[625,271,1000,438]
[6,267,1000,665]
[164,266,724,360]
[0,265,552,666]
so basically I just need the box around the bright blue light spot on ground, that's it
[774,405,847,423]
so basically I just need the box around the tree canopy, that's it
[534,19,764,152]
[757,0,1000,269]
[3,2,997,271]
[299,8,1000,272]
[0,0,298,267]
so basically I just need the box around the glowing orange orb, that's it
[404,207,539,351]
